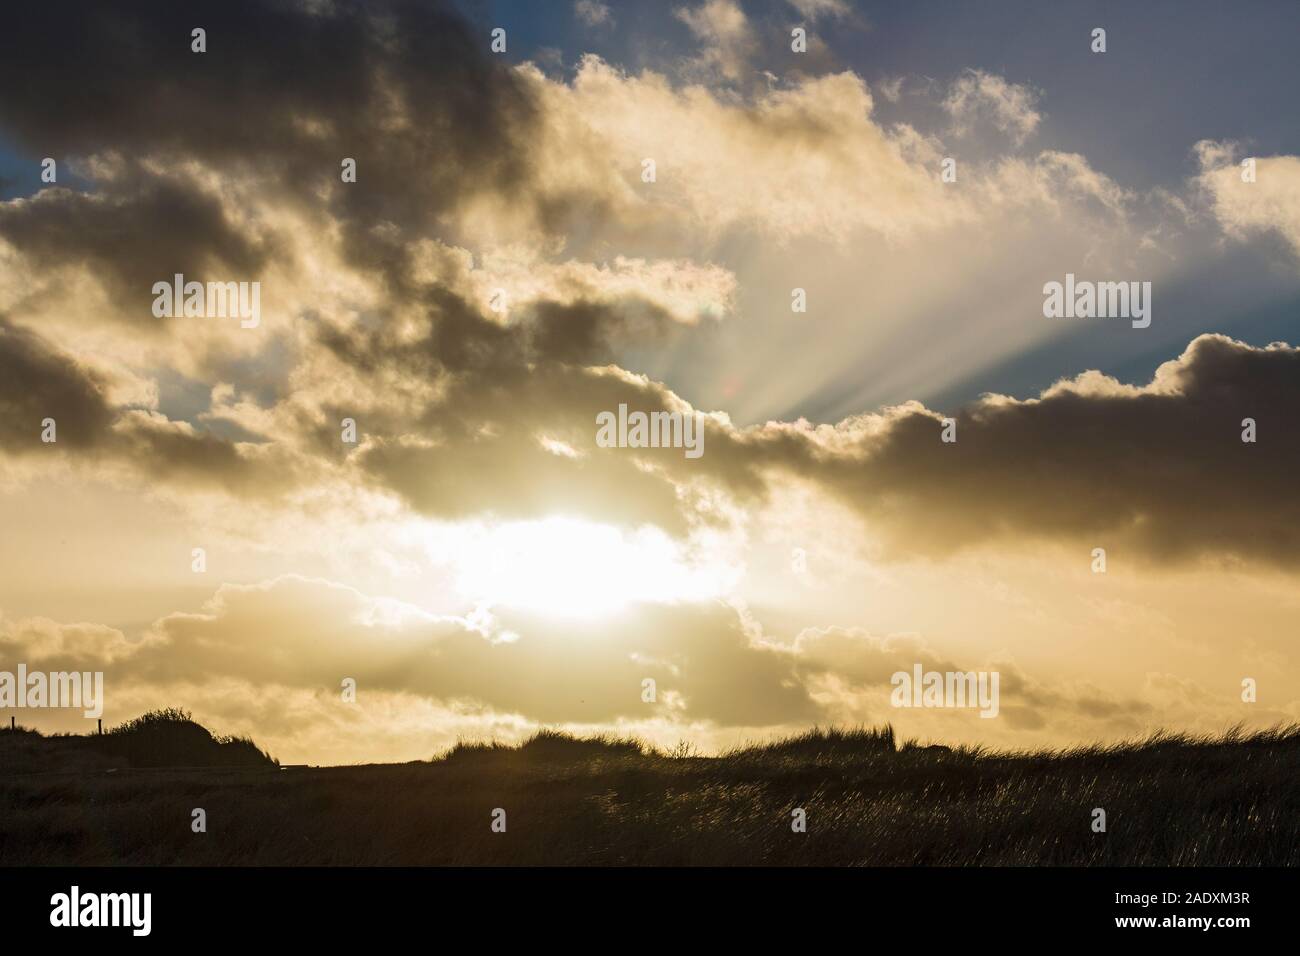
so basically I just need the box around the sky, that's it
[0,0,1298,764]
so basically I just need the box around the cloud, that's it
[876,75,905,103]
[674,0,760,84]
[17,575,817,728]
[1195,140,1300,261]
[460,250,738,326]
[774,334,1300,567]
[0,0,541,290]
[493,57,1135,262]
[0,616,144,669]
[0,319,116,450]
[786,0,851,20]
[943,69,1042,145]
[574,0,613,27]
[0,317,299,496]
[790,625,1155,737]
[513,58,968,245]
[0,176,278,327]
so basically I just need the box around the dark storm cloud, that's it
[527,297,684,365]
[315,290,682,388]
[116,413,270,491]
[0,179,276,325]
[0,0,540,289]
[806,334,1300,567]
[309,287,698,531]
[0,318,115,449]
[0,319,288,492]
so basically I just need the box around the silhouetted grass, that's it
[439,728,645,765]
[724,724,897,762]
[1,718,1296,865]
[0,709,277,775]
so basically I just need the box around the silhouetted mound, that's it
[438,728,644,764]
[100,709,277,769]
[0,709,277,773]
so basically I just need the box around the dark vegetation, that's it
[0,708,277,776]
[1,714,1296,865]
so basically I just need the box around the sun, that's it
[441,516,727,619]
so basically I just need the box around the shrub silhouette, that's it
[100,708,277,768]
[437,728,644,763]
[725,724,897,761]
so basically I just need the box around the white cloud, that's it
[943,69,1042,145]
[787,0,851,20]
[1195,140,1300,260]
[574,0,613,27]
[674,0,758,83]
[876,75,905,103]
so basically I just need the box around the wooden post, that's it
[98,718,103,735]
[8,716,12,730]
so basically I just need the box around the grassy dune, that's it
[1,716,1296,865]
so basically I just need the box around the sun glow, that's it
[440,516,730,618]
